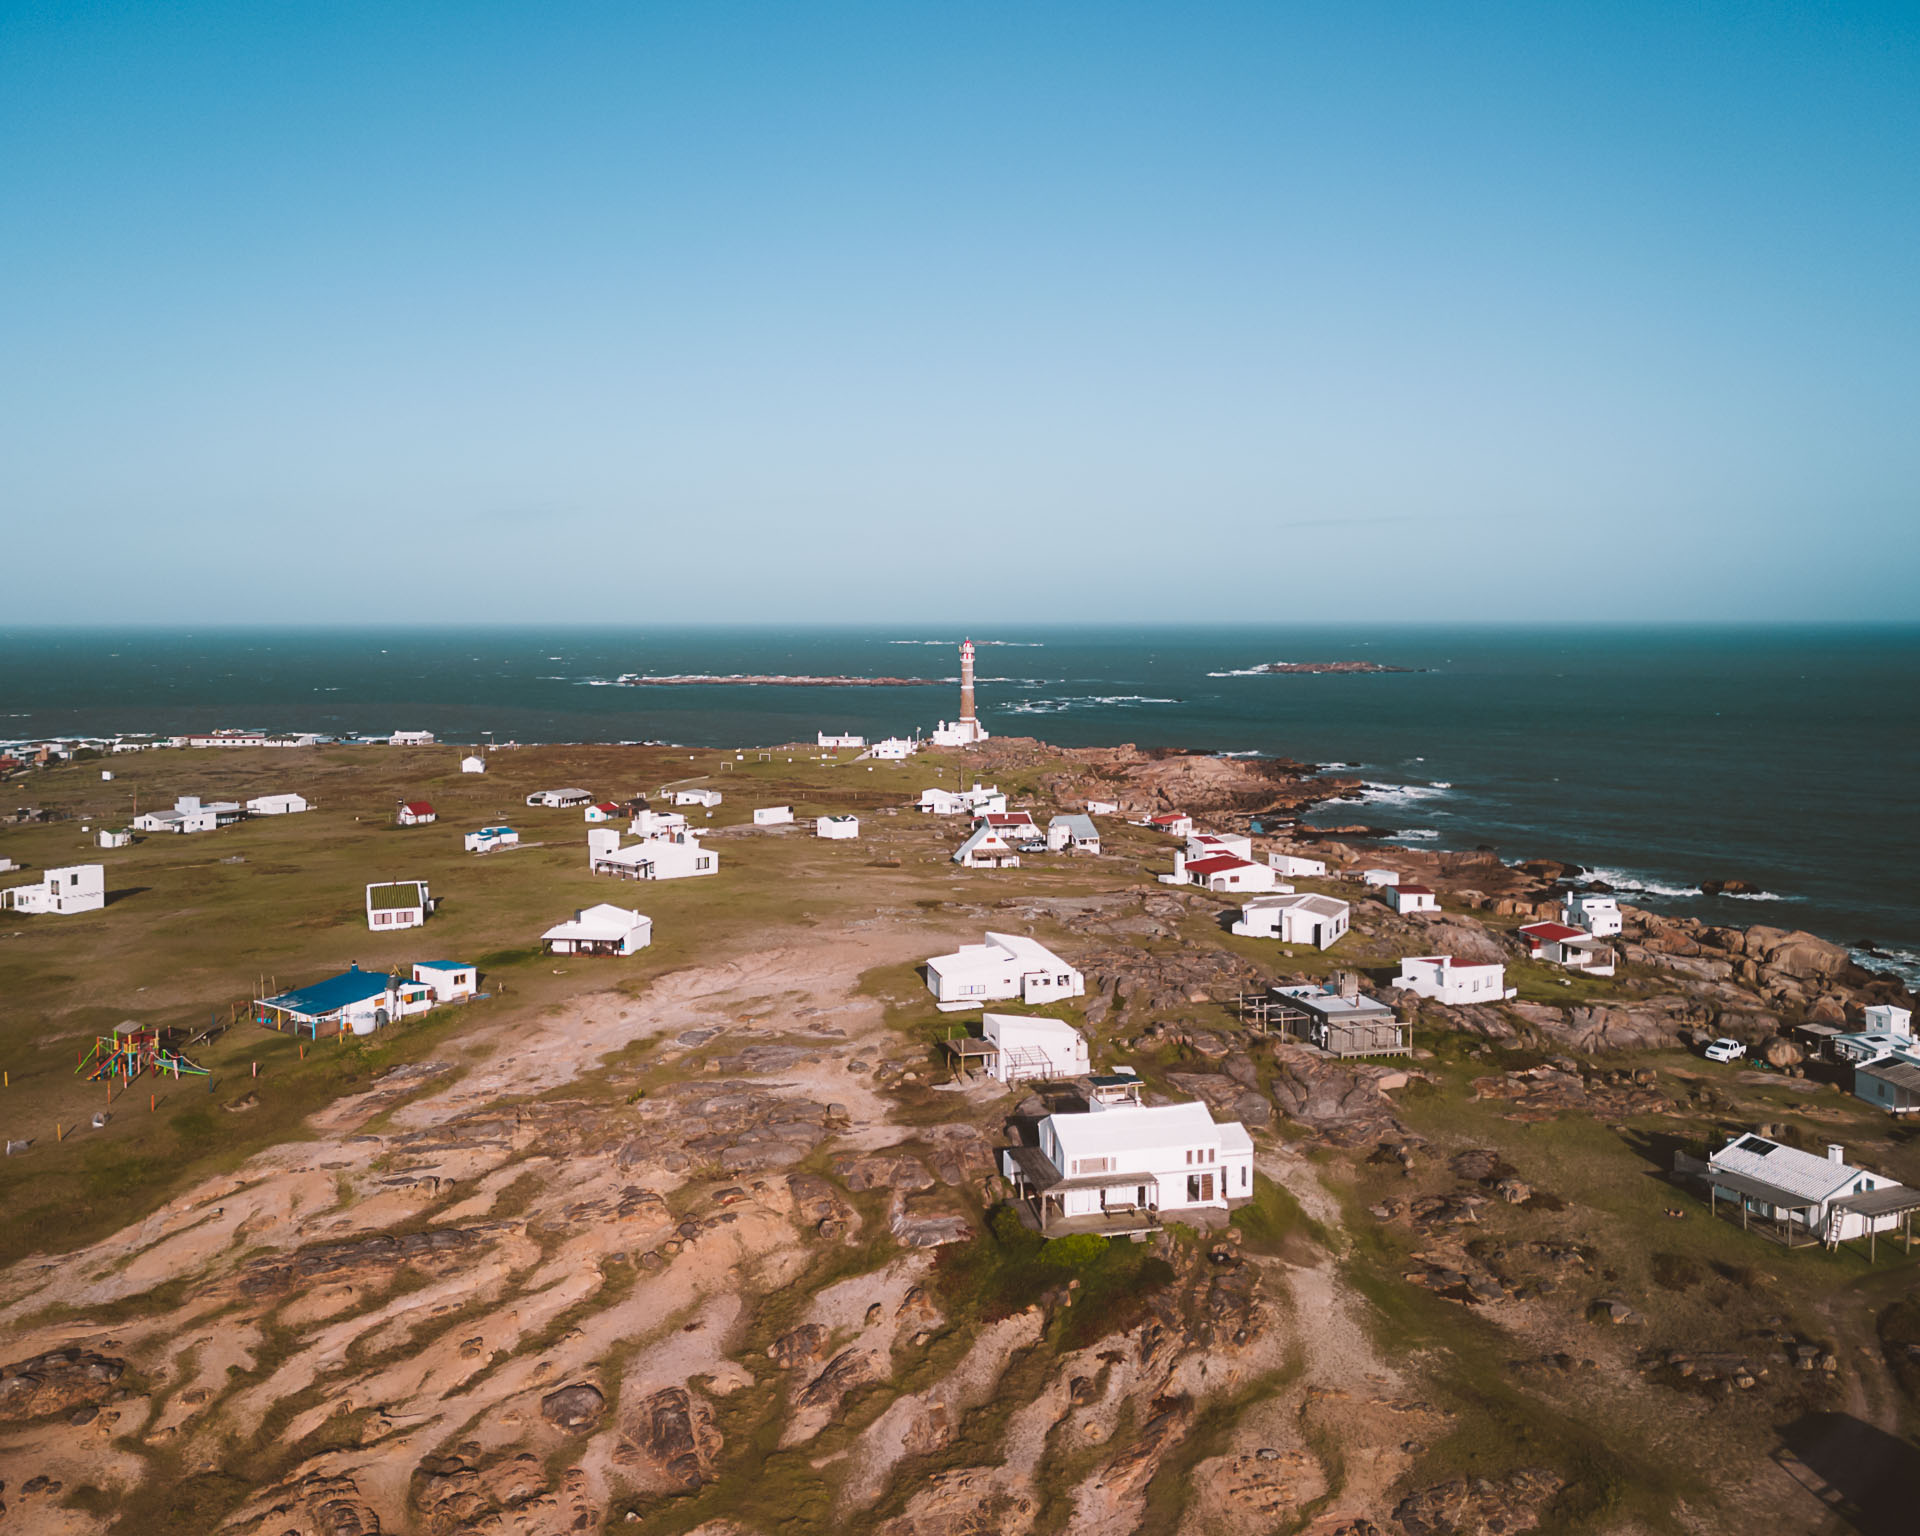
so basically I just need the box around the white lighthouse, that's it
[930,638,990,747]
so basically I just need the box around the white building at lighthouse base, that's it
[930,719,990,747]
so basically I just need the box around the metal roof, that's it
[263,965,393,1018]
[1709,1135,1871,1204]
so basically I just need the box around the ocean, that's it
[3,625,1916,984]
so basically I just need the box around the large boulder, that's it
[0,1349,126,1421]
[632,1386,722,1490]
[1745,927,1851,981]
[1267,1047,1403,1142]
[540,1382,605,1432]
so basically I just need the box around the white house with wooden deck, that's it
[1700,1133,1919,1250]
[1001,1095,1254,1234]
[926,932,1083,1011]
[958,1013,1091,1083]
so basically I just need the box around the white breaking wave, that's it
[1855,945,1920,987]
[1391,829,1441,841]
[1205,662,1291,678]
[1346,781,1451,808]
[999,695,1179,715]
[1724,890,1793,902]
[1585,866,1705,899]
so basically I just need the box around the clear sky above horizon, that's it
[3,2,1915,624]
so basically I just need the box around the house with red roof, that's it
[396,800,437,826]
[1147,812,1194,838]
[1518,921,1617,976]
[584,801,623,823]
[1162,848,1280,893]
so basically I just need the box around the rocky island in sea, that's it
[0,683,1913,1535]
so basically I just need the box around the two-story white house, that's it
[1001,1087,1255,1233]
[925,932,1083,1011]
[1562,891,1623,937]
[2,863,106,915]
[1395,954,1511,1005]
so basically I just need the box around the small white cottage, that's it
[925,932,1083,1011]
[753,805,795,826]
[1268,852,1329,878]
[1386,884,1438,914]
[953,824,1021,868]
[1394,954,1510,1005]
[366,880,431,930]
[978,1012,1091,1082]
[817,814,860,840]
[460,755,487,774]
[1232,892,1350,948]
[541,903,652,956]
[246,793,310,816]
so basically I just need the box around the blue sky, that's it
[2,1,1915,623]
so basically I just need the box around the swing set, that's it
[75,1026,210,1084]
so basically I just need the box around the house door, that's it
[1186,1173,1214,1203]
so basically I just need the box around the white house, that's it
[1518,921,1617,976]
[97,828,133,849]
[1085,799,1119,816]
[1833,1029,1916,1067]
[630,809,688,837]
[817,814,860,840]
[671,788,723,808]
[1147,813,1193,838]
[412,960,478,1001]
[918,782,1005,816]
[541,903,652,956]
[953,825,1021,869]
[1186,832,1254,863]
[869,737,917,760]
[1863,1005,1914,1038]
[2,863,106,916]
[460,755,487,774]
[974,811,1039,841]
[246,793,310,816]
[1562,891,1622,937]
[926,932,1084,1011]
[753,805,795,826]
[979,1012,1091,1082]
[464,825,519,853]
[396,800,438,826]
[366,880,431,931]
[1395,954,1512,1005]
[584,801,623,823]
[1001,1097,1255,1233]
[930,718,989,747]
[1166,850,1280,893]
[817,732,866,749]
[186,730,268,749]
[132,795,244,834]
[1047,814,1101,853]
[1852,1053,1920,1116]
[527,788,593,809]
[257,964,429,1038]
[1231,892,1351,948]
[1386,883,1439,914]
[1703,1133,1912,1245]
[390,730,437,746]
[588,828,719,880]
[1268,852,1329,878]
[1362,869,1400,888]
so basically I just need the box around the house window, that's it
[1242,1167,1249,1190]
[1073,1156,1114,1175]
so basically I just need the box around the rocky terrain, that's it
[1,743,1917,1536]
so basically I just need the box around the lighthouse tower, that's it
[931,638,990,747]
[959,639,978,731]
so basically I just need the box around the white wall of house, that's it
[1387,886,1438,914]
[817,732,865,749]
[1232,894,1349,948]
[926,933,1083,1010]
[1395,955,1508,1005]
[1563,892,1622,936]
[817,815,859,839]
[412,962,477,1000]
[1362,869,1400,888]
[246,793,310,815]
[1268,852,1328,877]
[461,755,487,773]
[981,1013,1089,1081]
[753,806,794,826]
[1028,1102,1255,1216]
[3,863,106,915]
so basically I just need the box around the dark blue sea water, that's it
[3,625,1916,984]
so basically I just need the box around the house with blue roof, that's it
[257,963,435,1037]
